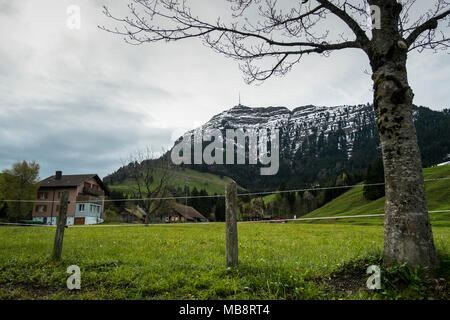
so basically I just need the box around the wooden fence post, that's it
[52,191,68,260]
[225,181,238,267]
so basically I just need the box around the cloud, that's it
[0,96,175,178]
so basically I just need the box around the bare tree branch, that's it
[316,0,369,46]
[100,0,449,82]
[100,0,369,83]
[407,9,449,43]
[403,0,450,51]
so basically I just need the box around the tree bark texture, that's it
[368,0,438,270]
[225,181,238,267]
[52,191,68,260]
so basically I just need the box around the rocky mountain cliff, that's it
[190,103,376,159]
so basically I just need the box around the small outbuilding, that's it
[163,203,208,223]
[120,205,147,223]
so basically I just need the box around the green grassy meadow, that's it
[0,222,448,300]
[109,167,242,195]
[0,165,448,300]
[295,165,450,226]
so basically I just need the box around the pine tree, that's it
[363,157,385,201]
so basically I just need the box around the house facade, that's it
[32,171,109,225]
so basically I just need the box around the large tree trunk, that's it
[366,0,439,272]
[370,47,438,271]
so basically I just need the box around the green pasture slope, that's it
[296,165,450,226]
[108,167,242,195]
[0,222,448,300]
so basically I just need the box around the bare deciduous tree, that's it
[125,148,174,224]
[102,0,449,270]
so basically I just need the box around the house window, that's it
[90,205,100,213]
[56,205,60,212]
[79,204,85,212]
[36,205,47,213]
[38,192,47,200]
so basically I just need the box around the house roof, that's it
[39,174,109,195]
[122,206,147,220]
[174,203,207,221]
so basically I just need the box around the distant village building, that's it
[148,203,208,223]
[168,203,208,223]
[32,171,109,225]
[119,206,147,223]
[437,161,450,167]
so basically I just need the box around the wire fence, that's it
[1,177,448,203]
[1,209,449,228]
[0,176,448,228]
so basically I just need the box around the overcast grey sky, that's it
[0,0,448,179]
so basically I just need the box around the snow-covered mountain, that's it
[172,103,448,189]
[188,103,376,160]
